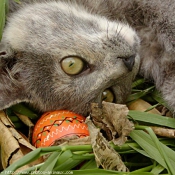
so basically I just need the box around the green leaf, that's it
[38,152,61,173]
[131,165,154,173]
[10,103,38,119]
[132,78,145,88]
[146,127,175,175]
[127,143,150,158]
[14,0,21,3]
[127,86,155,102]
[79,159,97,169]
[151,164,165,175]
[72,169,155,175]
[0,0,6,41]
[130,130,166,166]
[56,150,73,165]
[130,129,175,174]
[0,147,63,175]
[151,89,169,109]
[1,148,42,175]
[54,158,82,171]
[53,150,82,170]
[128,110,175,128]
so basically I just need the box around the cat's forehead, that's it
[2,1,139,61]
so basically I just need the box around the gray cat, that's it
[0,0,174,116]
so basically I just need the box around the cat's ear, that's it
[0,43,25,110]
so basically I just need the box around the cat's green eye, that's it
[102,89,114,103]
[61,56,84,75]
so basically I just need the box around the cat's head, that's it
[0,1,140,116]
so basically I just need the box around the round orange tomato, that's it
[32,110,89,148]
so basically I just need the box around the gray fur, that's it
[1,0,175,115]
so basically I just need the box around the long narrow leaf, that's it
[130,129,175,174]
[0,146,62,175]
[72,169,155,175]
[0,0,6,41]
[127,86,155,102]
[151,164,165,175]
[131,165,154,173]
[146,128,175,175]
[130,130,167,168]
[80,159,97,169]
[1,148,42,175]
[53,158,82,171]
[127,143,150,158]
[38,152,61,173]
[128,110,175,128]
[132,78,145,88]
[11,103,38,119]
[151,89,169,109]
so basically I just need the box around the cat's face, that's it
[0,1,140,116]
